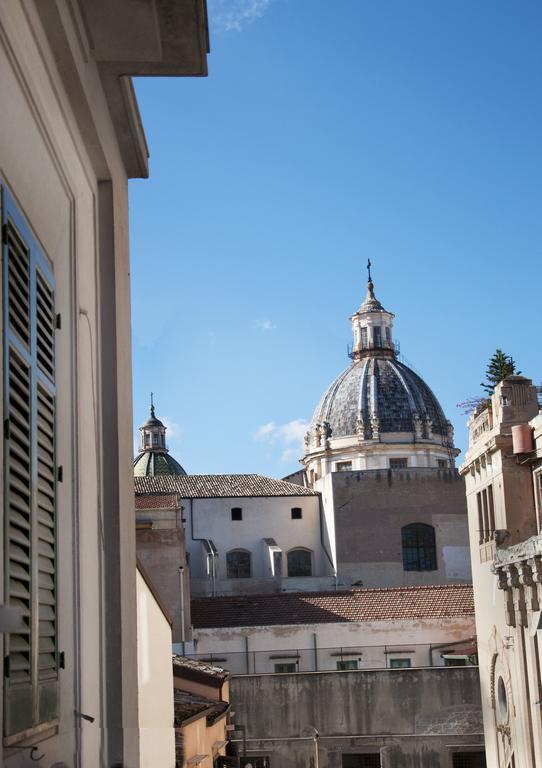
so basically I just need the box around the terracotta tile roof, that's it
[174,689,227,726]
[191,584,474,629]
[135,493,180,509]
[172,654,230,684]
[134,473,317,498]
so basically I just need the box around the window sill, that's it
[3,719,58,749]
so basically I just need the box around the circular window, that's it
[497,675,509,723]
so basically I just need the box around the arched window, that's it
[287,548,312,577]
[401,523,437,571]
[226,549,251,579]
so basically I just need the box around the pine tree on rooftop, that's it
[481,349,520,396]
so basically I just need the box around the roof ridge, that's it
[191,583,473,602]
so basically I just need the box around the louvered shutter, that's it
[2,186,58,738]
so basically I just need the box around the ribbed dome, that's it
[310,357,448,440]
[133,451,187,477]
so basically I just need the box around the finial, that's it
[367,258,372,284]
[150,391,155,418]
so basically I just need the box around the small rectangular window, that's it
[437,459,446,468]
[342,755,381,768]
[291,507,302,519]
[451,752,487,768]
[390,658,411,668]
[360,327,368,348]
[337,660,358,670]
[274,663,296,673]
[336,461,352,472]
[231,507,242,521]
[390,458,408,469]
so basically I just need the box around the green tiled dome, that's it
[134,399,187,476]
[133,451,187,477]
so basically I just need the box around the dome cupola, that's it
[350,259,397,360]
[303,265,457,481]
[133,396,187,477]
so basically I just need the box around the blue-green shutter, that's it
[2,185,58,738]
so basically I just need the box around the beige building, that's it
[0,1,208,765]
[137,564,176,768]
[172,656,231,768]
[460,375,542,767]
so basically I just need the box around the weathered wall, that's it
[192,616,476,675]
[137,527,190,642]
[332,468,471,587]
[230,668,484,767]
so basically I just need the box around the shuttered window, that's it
[2,186,58,740]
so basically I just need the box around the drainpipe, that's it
[178,565,186,655]
[189,498,218,595]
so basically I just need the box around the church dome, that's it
[310,357,448,440]
[303,263,455,466]
[133,398,187,477]
[133,450,187,477]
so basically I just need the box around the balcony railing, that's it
[185,640,477,675]
[348,339,400,358]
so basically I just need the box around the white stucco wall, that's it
[181,495,329,580]
[137,570,175,768]
[0,4,138,765]
[191,615,476,675]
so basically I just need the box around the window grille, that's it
[287,549,312,577]
[226,550,251,578]
[401,523,437,571]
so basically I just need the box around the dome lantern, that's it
[133,395,187,477]
[350,260,396,360]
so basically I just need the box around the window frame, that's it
[291,507,302,520]
[226,549,251,579]
[287,548,312,578]
[231,507,242,521]
[401,522,437,571]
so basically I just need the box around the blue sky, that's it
[130,0,542,477]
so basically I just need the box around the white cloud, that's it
[254,318,276,331]
[254,418,308,463]
[209,0,271,32]
[162,417,182,441]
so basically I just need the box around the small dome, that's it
[310,357,448,440]
[134,397,187,477]
[133,451,187,477]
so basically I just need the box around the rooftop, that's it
[135,493,181,510]
[173,654,230,685]
[174,689,228,727]
[134,474,318,498]
[191,584,474,629]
